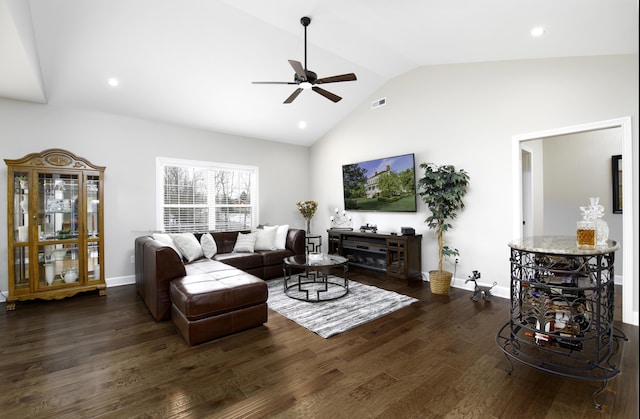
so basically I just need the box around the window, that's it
[156,157,258,232]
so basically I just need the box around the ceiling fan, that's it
[252,16,357,104]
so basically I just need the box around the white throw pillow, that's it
[233,232,257,253]
[254,227,277,251]
[151,233,182,258]
[170,233,203,262]
[200,233,217,258]
[273,224,289,250]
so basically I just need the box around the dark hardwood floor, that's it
[1,269,637,418]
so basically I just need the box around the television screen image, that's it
[342,153,417,212]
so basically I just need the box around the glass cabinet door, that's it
[11,246,30,293]
[13,172,30,243]
[87,242,101,281]
[86,175,101,281]
[86,175,100,238]
[36,173,80,289]
[11,172,30,292]
[37,173,80,241]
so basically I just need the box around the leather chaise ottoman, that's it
[169,272,268,345]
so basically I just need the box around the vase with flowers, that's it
[297,200,318,234]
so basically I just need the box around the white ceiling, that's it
[1,0,638,146]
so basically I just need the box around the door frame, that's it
[511,116,635,325]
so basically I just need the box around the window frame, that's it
[156,157,259,232]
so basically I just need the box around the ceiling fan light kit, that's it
[253,16,357,104]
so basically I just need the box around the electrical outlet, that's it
[130,255,135,264]
[455,257,460,264]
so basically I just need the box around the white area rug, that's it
[267,277,418,338]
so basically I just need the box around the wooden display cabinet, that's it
[5,149,106,310]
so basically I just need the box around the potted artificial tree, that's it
[417,162,470,295]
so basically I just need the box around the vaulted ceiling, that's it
[1,0,637,146]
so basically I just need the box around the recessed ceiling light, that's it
[298,121,307,129]
[107,78,119,87]
[531,27,545,37]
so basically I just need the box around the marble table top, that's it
[508,235,618,256]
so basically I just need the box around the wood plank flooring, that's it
[0,269,637,418]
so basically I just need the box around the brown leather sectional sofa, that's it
[134,229,305,344]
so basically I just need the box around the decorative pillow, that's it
[200,232,217,258]
[272,224,289,250]
[233,232,257,253]
[170,233,203,262]
[254,227,277,251]
[151,233,182,258]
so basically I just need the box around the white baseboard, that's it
[450,276,509,300]
[106,275,136,287]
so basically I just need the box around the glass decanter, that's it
[577,197,608,248]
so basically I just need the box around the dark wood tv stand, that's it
[327,229,422,280]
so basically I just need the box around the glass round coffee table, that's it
[283,253,349,302]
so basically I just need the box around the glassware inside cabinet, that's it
[86,176,100,238]
[38,173,80,241]
[39,243,80,287]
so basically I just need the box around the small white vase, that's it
[45,264,55,285]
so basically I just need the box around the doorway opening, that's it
[512,117,635,325]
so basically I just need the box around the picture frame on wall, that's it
[341,153,417,212]
[612,154,622,214]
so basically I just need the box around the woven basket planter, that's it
[429,270,453,295]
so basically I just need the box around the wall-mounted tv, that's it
[342,153,417,212]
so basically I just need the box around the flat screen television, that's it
[342,153,417,212]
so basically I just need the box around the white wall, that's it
[0,100,310,291]
[542,129,623,263]
[1,55,637,322]
[310,55,638,306]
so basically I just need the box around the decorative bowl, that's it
[53,249,68,261]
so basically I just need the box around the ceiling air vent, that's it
[371,97,386,109]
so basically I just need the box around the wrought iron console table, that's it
[496,236,628,409]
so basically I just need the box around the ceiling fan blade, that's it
[312,86,342,103]
[284,88,303,104]
[288,60,307,81]
[316,73,357,84]
[252,81,297,85]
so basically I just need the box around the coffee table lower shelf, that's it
[283,254,349,302]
